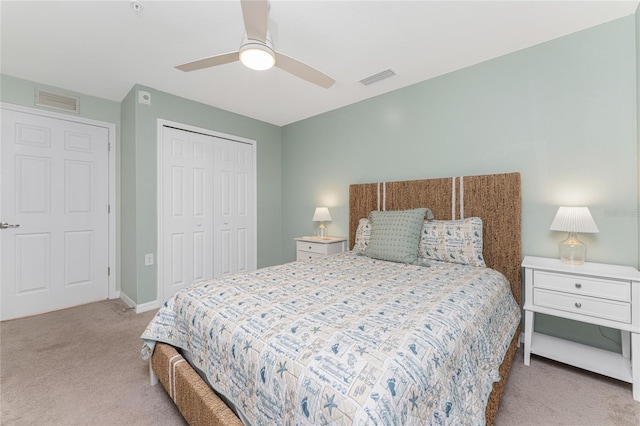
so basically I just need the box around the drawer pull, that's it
[574,302,582,308]
[308,246,312,250]
[574,283,582,289]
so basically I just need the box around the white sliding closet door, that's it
[213,138,255,278]
[161,127,214,300]
[160,125,255,302]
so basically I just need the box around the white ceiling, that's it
[1,1,638,126]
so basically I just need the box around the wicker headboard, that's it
[349,172,522,306]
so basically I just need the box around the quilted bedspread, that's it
[142,252,520,425]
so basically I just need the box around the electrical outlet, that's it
[144,253,154,266]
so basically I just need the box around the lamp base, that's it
[559,232,587,265]
[317,223,328,239]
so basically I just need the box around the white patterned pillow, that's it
[365,208,427,264]
[353,218,371,254]
[419,217,486,267]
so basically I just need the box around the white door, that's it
[160,125,255,301]
[1,109,109,320]
[161,127,215,299]
[213,138,254,277]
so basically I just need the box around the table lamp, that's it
[549,206,599,265]
[312,207,331,238]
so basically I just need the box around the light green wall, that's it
[123,85,282,304]
[281,16,638,352]
[120,89,137,301]
[0,74,121,124]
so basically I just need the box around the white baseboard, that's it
[119,291,160,314]
[119,291,136,309]
[136,300,160,314]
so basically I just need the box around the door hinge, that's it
[108,142,111,152]
[108,204,111,214]
[108,267,111,276]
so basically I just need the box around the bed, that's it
[142,172,522,425]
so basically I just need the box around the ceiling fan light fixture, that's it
[239,40,275,71]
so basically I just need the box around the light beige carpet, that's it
[1,299,639,425]
[495,344,640,426]
[1,299,185,425]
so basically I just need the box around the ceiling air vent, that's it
[359,69,396,86]
[35,89,80,114]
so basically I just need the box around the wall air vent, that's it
[359,69,396,86]
[35,89,80,114]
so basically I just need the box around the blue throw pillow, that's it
[364,208,427,264]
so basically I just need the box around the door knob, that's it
[0,222,20,229]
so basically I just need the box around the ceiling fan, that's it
[175,0,335,89]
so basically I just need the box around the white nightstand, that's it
[522,256,640,401]
[295,236,347,261]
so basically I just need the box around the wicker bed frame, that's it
[150,172,522,426]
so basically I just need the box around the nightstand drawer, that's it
[534,271,630,302]
[297,251,325,260]
[533,288,631,323]
[296,241,326,254]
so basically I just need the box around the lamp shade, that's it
[312,207,332,222]
[549,207,599,233]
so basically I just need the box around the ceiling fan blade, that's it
[241,0,269,42]
[275,52,335,89]
[175,52,240,72]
